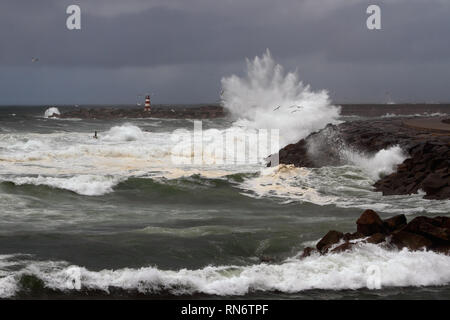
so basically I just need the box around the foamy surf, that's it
[0,175,122,196]
[1,245,450,298]
[239,164,450,214]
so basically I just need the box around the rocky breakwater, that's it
[54,106,226,120]
[270,117,450,200]
[301,209,450,258]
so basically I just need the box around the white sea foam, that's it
[0,124,262,195]
[0,127,447,213]
[102,124,145,142]
[239,164,450,214]
[1,245,450,298]
[44,107,60,118]
[1,175,121,196]
[221,49,341,146]
[342,145,406,180]
[9,139,47,152]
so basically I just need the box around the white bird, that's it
[31,57,39,63]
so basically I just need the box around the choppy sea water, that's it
[0,105,449,299]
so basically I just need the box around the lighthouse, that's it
[144,95,151,112]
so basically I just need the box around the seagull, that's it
[273,105,282,111]
[31,57,39,63]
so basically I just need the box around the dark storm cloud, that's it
[0,0,449,104]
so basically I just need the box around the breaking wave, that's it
[102,124,144,142]
[2,245,450,298]
[0,175,122,196]
[342,145,407,180]
[44,107,60,118]
[221,49,341,147]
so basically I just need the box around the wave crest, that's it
[44,107,60,118]
[2,245,450,298]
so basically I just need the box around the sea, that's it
[1,52,450,299]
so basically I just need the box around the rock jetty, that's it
[301,209,450,258]
[54,105,226,120]
[271,117,450,200]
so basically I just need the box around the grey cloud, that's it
[0,0,449,104]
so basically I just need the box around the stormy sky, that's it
[0,0,449,105]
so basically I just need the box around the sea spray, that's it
[44,107,60,118]
[342,145,407,180]
[221,49,340,147]
[102,124,145,142]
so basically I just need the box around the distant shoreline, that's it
[3,102,449,114]
[40,103,450,120]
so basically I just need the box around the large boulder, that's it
[383,214,407,232]
[434,216,450,229]
[316,230,344,253]
[366,233,386,244]
[300,247,316,259]
[404,217,450,242]
[390,231,433,250]
[356,210,387,236]
[306,209,450,257]
[421,173,449,195]
[343,232,364,241]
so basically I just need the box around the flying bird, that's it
[31,57,39,63]
[273,105,282,111]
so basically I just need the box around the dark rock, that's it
[312,209,450,256]
[366,233,387,244]
[316,230,344,253]
[404,217,450,242]
[383,214,407,232]
[331,242,354,253]
[422,173,448,194]
[356,209,387,236]
[259,256,276,263]
[433,245,450,255]
[343,232,364,241]
[300,247,316,259]
[275,115,450,200]
[390,231,433,250]
[434,216,450,229]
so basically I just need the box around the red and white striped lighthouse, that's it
[144,95,151,111]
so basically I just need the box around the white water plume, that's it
[221,50,340,147]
